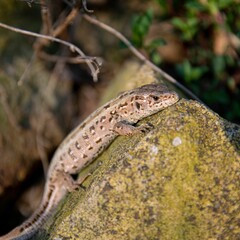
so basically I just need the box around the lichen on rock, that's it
[35,99,240,240]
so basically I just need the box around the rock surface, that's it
[35,98,240,240]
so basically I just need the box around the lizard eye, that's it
[152,96,159,101]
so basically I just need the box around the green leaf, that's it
[131,9,153,47]
[172,17,199,41]
[185,1,205,12]
[172,18,186,30]
[148,38,166,50]
[177,61,208,83]
[150,50,162,65]
[212,55,226,77]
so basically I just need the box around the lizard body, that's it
[0,84,179,240]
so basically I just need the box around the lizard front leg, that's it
[112,120,153,136]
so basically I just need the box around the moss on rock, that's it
[35,99,240,240]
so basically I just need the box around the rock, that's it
[35,99,240,240]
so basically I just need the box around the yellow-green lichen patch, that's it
[36,99,240,240]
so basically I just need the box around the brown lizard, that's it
[0,83,179,240]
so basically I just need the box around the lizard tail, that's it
[0,185,65,240]
[0,198,52,240]
[0,226,34,240]
[0,212,45,240]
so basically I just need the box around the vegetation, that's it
[131,0,240,122]
[0,0,239,236]
[0,1,239,123]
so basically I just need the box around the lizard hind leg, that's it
[59,170,91,192]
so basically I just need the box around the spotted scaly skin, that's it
[0,84,179,240]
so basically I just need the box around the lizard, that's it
[0,83,179,240]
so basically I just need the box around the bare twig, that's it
[18,53,37,86]
[38,51,99,64]
[18,0,40,7]
[0,22,100,81]
[52,7,79,38]
[0,86,21,131]
[83,14,203,103]
[81,0,94,13]
[35,2,100,80]
[40,0,52,35]
[43,0,92,42]
[18,51,91,86]
[36,119,49,178]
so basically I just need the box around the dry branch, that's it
[0,22,100,81]
[83,14,203,103]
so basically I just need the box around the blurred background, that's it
[0,0,239,235]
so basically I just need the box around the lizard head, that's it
[125,83,179,121]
